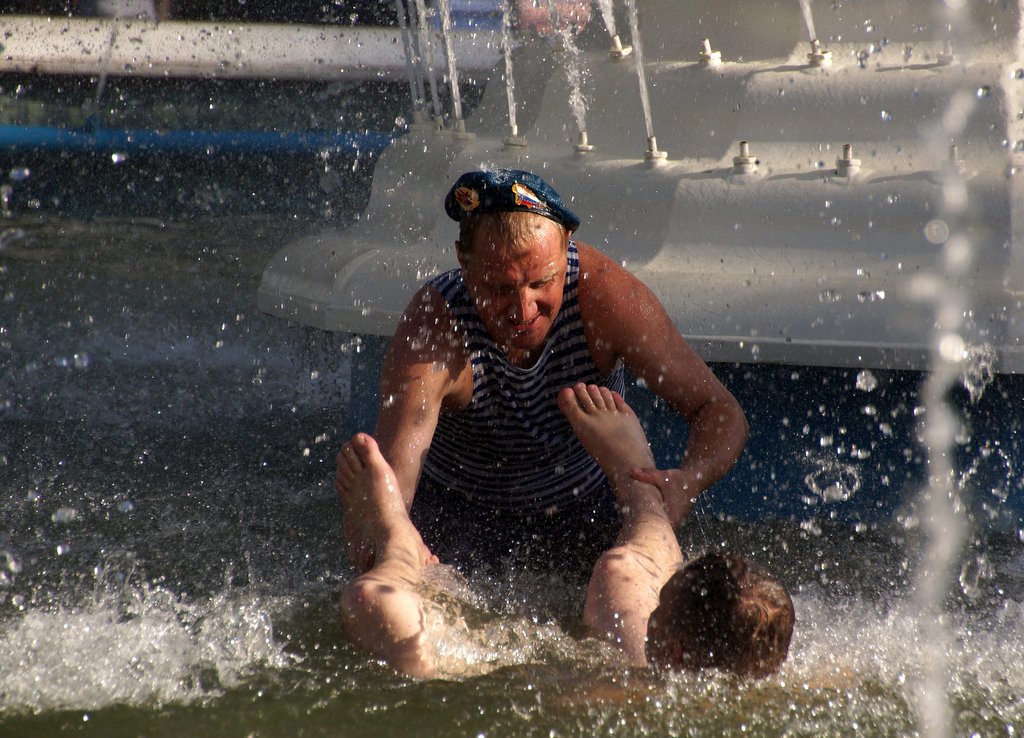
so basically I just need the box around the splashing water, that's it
[960,344,996,404]
[0,577,294,712]
[435,0,465,127]
[913,19,979,737]
[804,455,862,503]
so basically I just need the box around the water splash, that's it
[0,578,294,712]
[420,565,610,678]
[412,0,444,127]
[435,0,466,129]
[804,456,862,503]
[960,343,996,404]
[912,11,978,734]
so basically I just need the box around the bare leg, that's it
[558,383,683,665]
[337,433,437,678]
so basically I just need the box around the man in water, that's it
[336,169,749,676]
[339,381,792,676]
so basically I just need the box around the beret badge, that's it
[511,182,544,210]
[454,186,480,212]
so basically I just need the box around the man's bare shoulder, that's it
[383,283,473,406]
[576,242,661,324]
[393,284,464,353]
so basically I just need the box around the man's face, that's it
[458,217,568,360]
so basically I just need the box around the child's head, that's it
[645,553,795,678]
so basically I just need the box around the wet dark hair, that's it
[647,553,795,678]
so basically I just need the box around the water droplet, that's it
[111,152,128,164]
[976,86,992,98]
[924,219,950,244]
[880,110,892,122]
[856,369,878,392]
[8,167,30,182]
[52,507,79,524]
[938,333,965,362]
[1,550,20,574]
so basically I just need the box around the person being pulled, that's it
[336,169,749,677]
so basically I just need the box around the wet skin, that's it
[457,217,568,366]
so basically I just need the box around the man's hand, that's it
[629,467,700,528]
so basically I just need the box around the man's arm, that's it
[578,245,749,527]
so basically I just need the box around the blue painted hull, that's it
[0,123,395,156]
[347,334,1024,532]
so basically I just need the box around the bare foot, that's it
[336,433,415,548]
[557,383,655,486]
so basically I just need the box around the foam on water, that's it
[0,581,294,713]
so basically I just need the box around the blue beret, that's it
[444,169,580,232]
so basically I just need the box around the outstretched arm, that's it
[578,245,749,528]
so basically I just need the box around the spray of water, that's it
[0,572,294,712]
[625,0,655,143]
[797,0,817,44]
[435,0,466,128]
[393,0,429,124]
[913,44,978,738]
[594,0,617,38]
[412,0,444,127]
[547,0,588,137]
[85,24,119,128]
[500,0,520,137]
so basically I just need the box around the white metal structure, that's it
[0,14,501,81]
[255,0,1023,373]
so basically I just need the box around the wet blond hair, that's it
[457,210,568,259]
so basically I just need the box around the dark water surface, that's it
[1,217,1022,737]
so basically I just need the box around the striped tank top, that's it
[420,241,626,512]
